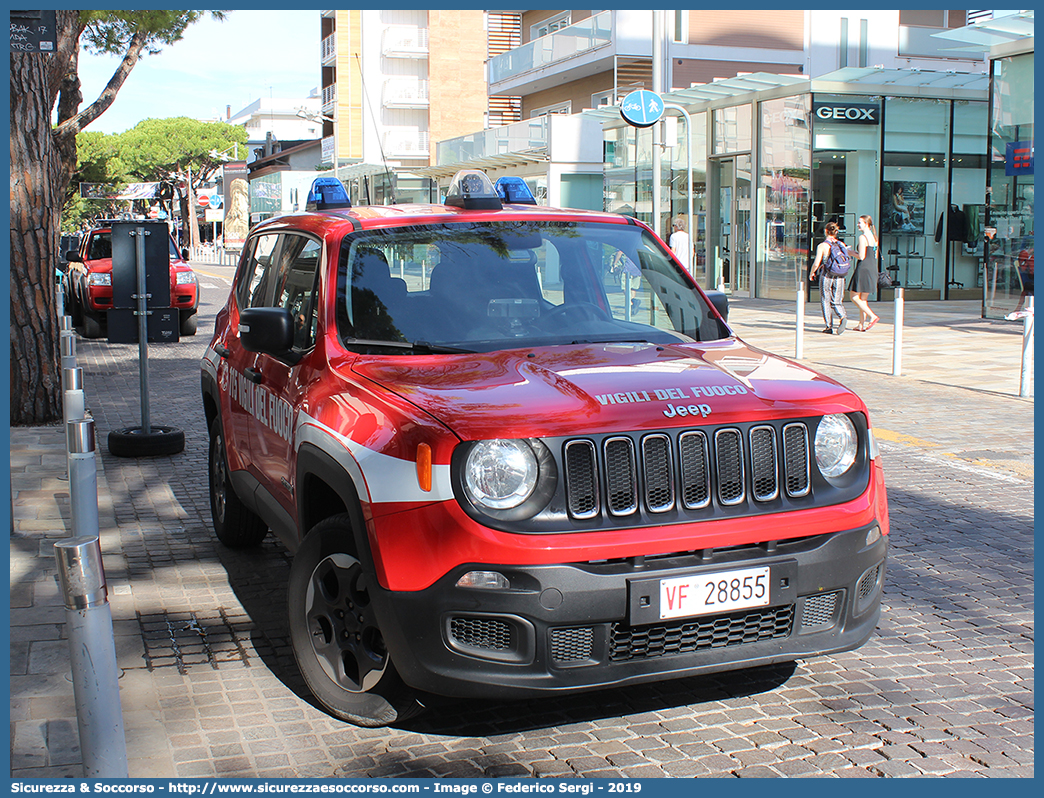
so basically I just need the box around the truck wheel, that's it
[81,310,104,339]
[180,311,198,337]
[208,419,267,547]
[107,425,185,457]
[288,513,423,727]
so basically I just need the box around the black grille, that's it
[750,426,778,501]
[550,627,594,662]
[604,437,638,515]
[642,434,674,512]
[449,617,512,651]
[679,431,710,509]
[801,591,840,628]
[783,423,810,496]
[610,605,794,661]
[564,440,598,519]
[715,429,745,505]
[563,423,812,521]
[857,564,881,601]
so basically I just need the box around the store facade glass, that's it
[985,50,1034,319]
[758,95,811,299]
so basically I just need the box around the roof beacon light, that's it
[306,177,351,211]
[494,176,537,205]
[445,169,503,211]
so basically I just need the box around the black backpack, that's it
[825,240,852,276]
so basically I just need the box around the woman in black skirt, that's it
[849,215,880,331]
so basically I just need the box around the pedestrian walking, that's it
[669,214,692,271]
[809,222,851,335]
[849,215,881,331]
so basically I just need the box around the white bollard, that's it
[892,286,904,377]
[1020,297,1033,398]
[54,536,129,778]
[67,419,100,540]
[795,280,805,359]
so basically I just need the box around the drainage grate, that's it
[137,608,254,673]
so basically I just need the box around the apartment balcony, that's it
[321,33,336,66]
[384,131,430,158]
[488,11,653,97]
[383,26,429,58]
[900,25,980,59]
[322,85,337,115]
[437,116,548,166]
[383,78,430,108]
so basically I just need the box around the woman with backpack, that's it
[809,221,850,335]
[849,215,881,331]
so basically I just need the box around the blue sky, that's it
[76,10,321,134]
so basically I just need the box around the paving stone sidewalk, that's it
[9,282,1034,778]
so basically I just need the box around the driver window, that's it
[274,235,322,350]
[238,233,281,309]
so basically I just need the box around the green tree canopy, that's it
[118,117,248,188]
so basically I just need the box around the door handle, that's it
[214,343,229,359]
[245,368,263,384]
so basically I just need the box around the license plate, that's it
[660,566,771,620]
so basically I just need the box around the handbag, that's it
[878,271,893,288]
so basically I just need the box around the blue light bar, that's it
[306,177,351,211]
[494,176,537,205]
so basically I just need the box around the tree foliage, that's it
[119,117,248,188]
[11,9,226,426]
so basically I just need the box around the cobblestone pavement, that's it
[10,271,1033,778]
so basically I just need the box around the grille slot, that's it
[801,591,840,628]
[783,423,811,497]
[449,617,512,651]
[749,425,779,501]
[642,434,674,512]
[610,605,794,661]
[604,437,638,516]
[550,627,594,663]
[715,429,745,505]
[561,422,812,521]
[564,440,598,519]
[679,431,711,509]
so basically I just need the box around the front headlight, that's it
[175,270,196,285]
[464,439,538,510]
[814,413,858,477]
[87,272,111,286]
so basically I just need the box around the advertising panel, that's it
[222,161,249,248]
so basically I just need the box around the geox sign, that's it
[812,100,880,125]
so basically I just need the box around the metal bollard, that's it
[68,419,100,539]
[59,315,73,332]
[892,286,904,376]
[1020,296,1034,398]
[795,280,805,359]
[60,331,77,389]
[63,368,86,480]
[54,536,129,778]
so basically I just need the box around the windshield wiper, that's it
[409,340,476,354]
[569,338,650,346]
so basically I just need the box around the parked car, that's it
[65,223,199,338]
[201,173,889,727]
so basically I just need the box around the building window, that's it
[532,12,571,40]
[899,10,967,28]
[591,90,617,109]
[530,101,572,118]
[673,10,688,43]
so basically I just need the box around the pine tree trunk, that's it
[10,53,64,426]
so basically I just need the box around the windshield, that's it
[335,220,728,353]
[90,231,181,261]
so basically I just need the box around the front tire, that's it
[208,418,267,547]
[288,513,423,727]
[180,311,197,336]
[81,309,104,339]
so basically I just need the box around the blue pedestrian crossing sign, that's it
[620,90,665,128]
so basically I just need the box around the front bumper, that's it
[373,523,887,699]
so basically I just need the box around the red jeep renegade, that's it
[201,172,888,727]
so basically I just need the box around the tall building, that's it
[319,10,489,204]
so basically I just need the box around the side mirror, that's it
[704,289,729,322]
[66,251,83,263]
[238,307,295,356]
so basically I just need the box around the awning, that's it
[932,11,1034,53]
[411,150,549,181]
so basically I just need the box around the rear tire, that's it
[208,418,267,547]
[107,425,185,457]
[288,513,423,727]
[180,311,197,337]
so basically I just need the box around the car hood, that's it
[352,339,863,440]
